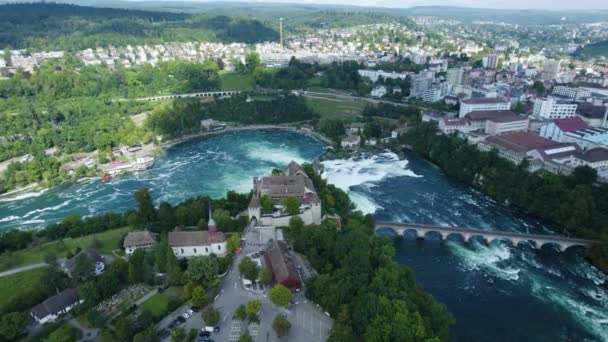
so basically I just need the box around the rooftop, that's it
[553,117,588,132]
[574,148,608,163]
[168,230,226,247]
[462,98,509,105]
[123,231,158,248]
[467,110,527,123]
[31,288,80,320]
[485,132,559,154]
[576,103,607,119]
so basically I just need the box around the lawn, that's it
[0,267,46,310]
[0,227,132,271]
[305,95,366,121]
[220,72,253,91]
[142,293,172,322]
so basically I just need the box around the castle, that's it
[248,161,322,226]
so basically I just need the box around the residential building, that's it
[439,117,470,134]
[358,69,409,82]
[459,98,510,117]
[543,59,561,79]
[482,54,498,69]
[527,143,581,165]
[571,148,608,171]
[346,123,365,134]
[370,85,387,98]
[562,127,608,150]
[123,231,159,255]
[248,161,322,226]
[532,98,578,120]
[341,134,361,148]
[552,86,591,100]
[540,117,588,141]
[410,75,433,97]
[264,240,301,289]
[60,249,105,278]
[480,112,530,135]
[168,219,227,258]
[446,67,464,86]
[421,88,443,103]
[31,288,83,324]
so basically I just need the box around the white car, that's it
[187,309,194,315]
[182,312,191,319]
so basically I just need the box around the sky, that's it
[147,0,608,10]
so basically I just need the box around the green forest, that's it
[402,122,608,272]
[0,3,278,50]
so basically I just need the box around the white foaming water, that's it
[530,275,608,341]
[0,215,20,223]
[246,145,306,165]
[0,189,48,202]
[449,241,521,282]
[322,151,421,214]
[21,200,72,218]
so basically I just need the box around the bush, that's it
[272,314,291,338]
[202,306,220,326]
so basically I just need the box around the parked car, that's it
[191,306,200,313]
[213,326,220,333]
[177,316,186,323]
[199,331,211,337]
[182,312,191,319]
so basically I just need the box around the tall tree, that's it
[134,188,156,225]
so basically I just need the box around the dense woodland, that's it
[0,3,278,50]
[146,94,319,138]
[402,122,608,272]
[289,164,454,341]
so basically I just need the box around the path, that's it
[66,316,99,342]
[0,262,47,278]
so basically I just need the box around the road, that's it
[155,220,332,341]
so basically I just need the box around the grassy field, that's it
[143,293,172,322]
[0,227,131,271]
[220,72,253,91]
[305,95,366,121]
[0,267,46,310]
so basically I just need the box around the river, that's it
[0,129,606,341]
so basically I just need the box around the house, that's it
[346,123,365,134]
[467,110,529,135]
[341,134,361,148]
[248,161,322,226]
[370,85,387,98]
[60,249,105,278]
[571,148,608,171]
[527,143,581,165]
[391,126,409,139]
[123,231,159,255]
[540,117,588,141]
[31,288,82,324]
[439,117,471,134]
[264,241,301,289]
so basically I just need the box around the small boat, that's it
[101,174,112,183]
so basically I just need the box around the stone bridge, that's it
[375,221,594,251]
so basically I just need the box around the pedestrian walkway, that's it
[229,319,243,341]
[0,262,47,278]
[135,288,159,305]
[66,317,98,342]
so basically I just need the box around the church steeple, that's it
[208,201,217,240]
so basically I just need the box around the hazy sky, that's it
[163,0,608,10]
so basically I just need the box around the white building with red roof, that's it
[540,117,588,141]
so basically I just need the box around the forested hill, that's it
[575,40,608,59]
[0,2,278,50]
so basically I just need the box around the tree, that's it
[239,257,258,282]
[134,188,156,225]
[238,335,252,342]
[259,268,272,286]
[260,195,274,213]
[186,256,219,287]
[268,285,292,307]
[170,328,185,342]
[272,314,291,338]
[72,253,94,280]
[86,310,106,329]
[202,306,220,326]
[191,286,207,307]
[226,234,240,253]
[281,196,300,216]
[0,312,28,341]
[571,166,597,185]
[154,239,170,273]
[212,209,231,231]
[234,304,247,320]
[128,249,147,283]
[246,300,262,317]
